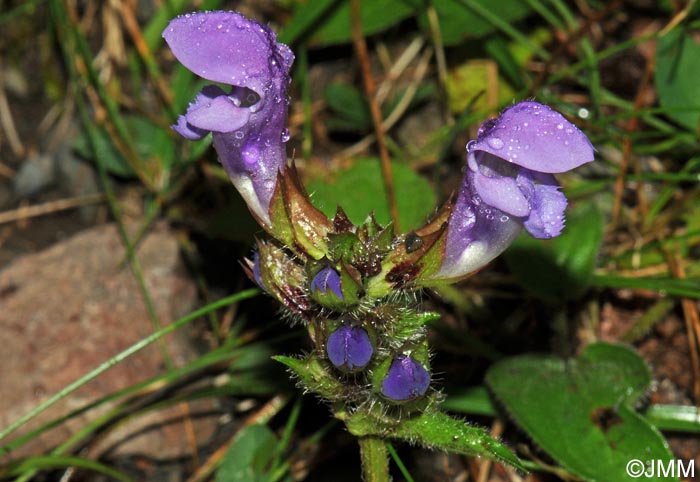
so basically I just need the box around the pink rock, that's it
[0,223,215,461]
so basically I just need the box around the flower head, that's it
[381,355,430,401]
[163,11,294,226]
[326,325,373,371]
[433,102,594,281]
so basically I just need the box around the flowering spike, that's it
[163,11,294,227]
[381,355,430,402]
[327,325,373,371]
[430,101,594,282]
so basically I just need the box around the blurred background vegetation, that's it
[0,0,699,481]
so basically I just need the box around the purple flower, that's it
[327,325,373,371]
[381,355,430,401]
[163,11,294,227]
[310,266,343,299]
[433,102,594,281]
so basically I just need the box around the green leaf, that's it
[216,424,278,482]
[592,274,700,298]
[324,82,372,131]
[655,27,700,132]
[73,116,176,178]
[504,203,604,300]
[487,342,678,482]
[273,355,344,400]
[307,158,436,231]
[7,455,135,482]
[423,0,532,45]
[346,408,525,471]
[293,0,417,46]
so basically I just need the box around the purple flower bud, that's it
[327,325,373,371]
[381,355,430,401]
[163,11,294,227]
[434,102,594,281]
[310,266,343,299]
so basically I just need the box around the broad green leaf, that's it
[307,159,436,231]
[346,408,525,471]
[73,116,176,178]
[293,0,417,46]
[422,0,532,45]
[216,424,278,482]
[73,125,133,177]
[504,203,604,300]
[487,343,678,482]
[655,28,700,132]
[324,83,372,131]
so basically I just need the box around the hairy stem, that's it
[359,436,390,482]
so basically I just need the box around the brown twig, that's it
[612,36,656,227]
[425,3,450,125]
[0,193,106,225]
[341,43,432,159]
[0,161,15,179]
[350,0,400,232]
[0,59,25,158]
[121,0,173,106]
[665,251,700,404]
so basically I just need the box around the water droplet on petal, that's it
[486,137,504,150]
[557,123,564,129]
[281,128,290,142]
[500,215,509,222]
[234,131,244,140]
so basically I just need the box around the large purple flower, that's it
[434,102,594,281]
[163,11,294,227]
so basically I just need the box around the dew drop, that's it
[281,128,290,142]
[486,137,504,150]
[500,215,509,222]
[557,123,564,130]
[234,131,244,140]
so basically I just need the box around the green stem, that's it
[358,437,390,482]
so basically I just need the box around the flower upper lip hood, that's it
[163,12,293,103]
[470,101,594,174]
[163,11,294,226]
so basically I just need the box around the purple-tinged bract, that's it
[310,267,343,299]
[327,325,373,371]
[163,11,294,226]
[433,101,594,281]
[381,355,430,401]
